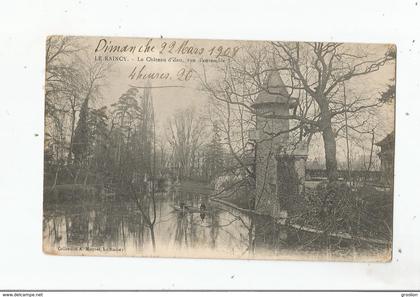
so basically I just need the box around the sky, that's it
[79,36,395,165]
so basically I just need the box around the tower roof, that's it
[251,70,297,108]
[375,131,394,147]
[252,71,289,106]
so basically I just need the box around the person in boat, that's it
[199,202,206,212]
[199,201,207,221]
[179,201,188,211]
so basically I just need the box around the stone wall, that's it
[254,103,289,218]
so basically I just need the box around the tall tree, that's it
[270,42,395,181]
[198,42,395,182]
[87,106,109,184]
[45,36,83,170]
[72,97,90,164]
[166,107,206,179]
[110,86,158,250]
[204,123,224,180]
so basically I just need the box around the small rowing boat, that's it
[171,205,210,213]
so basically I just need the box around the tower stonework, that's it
[251,71,297,219]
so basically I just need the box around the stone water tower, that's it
[250,70,300,219]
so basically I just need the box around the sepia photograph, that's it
[3,0,420,293]
[43,36,396,261]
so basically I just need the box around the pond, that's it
[43,186,389,260]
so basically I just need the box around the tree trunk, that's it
[149,225,156,251]
[52,167,59,188]
[321,120,339,182]
[343,86,352,184]
[316,96,339,182]
[67,108,76,165]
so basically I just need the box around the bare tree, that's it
[197,42,394,183]
[72,59,110,166]
[44,36,111,187]
[270,42,395,181]
[45,36,83,170]
[166,107,207,179]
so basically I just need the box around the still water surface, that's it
[43,189,296,258]
[43,187,384,260]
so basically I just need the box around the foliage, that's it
[291,182,393,242]
[379,82,396,103]
[72,98,90,163]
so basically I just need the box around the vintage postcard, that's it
[43,36,395,261]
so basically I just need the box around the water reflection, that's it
[44,189,281,257]
[44,188,374,258]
